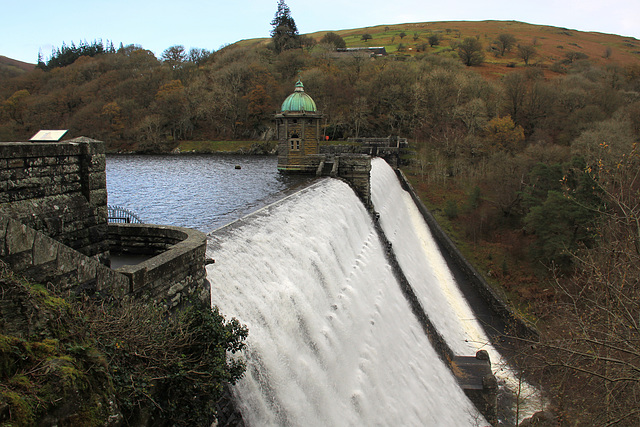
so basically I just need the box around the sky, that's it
[2,0,640,64]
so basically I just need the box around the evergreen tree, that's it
[270,0,299,53]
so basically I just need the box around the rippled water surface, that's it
[106,154,312,232]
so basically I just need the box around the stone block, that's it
[0,216,7,256]
[56,245,79,275]
[88,171,107,190]
[88,189,108,206]
[8,159,24,169]
[5,218,35,255]
[33,233,58,265]
[77,258,98,284]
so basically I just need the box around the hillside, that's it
[0,55,35,79]
[238,20,640,78]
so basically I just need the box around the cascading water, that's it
[207,178,486,426]
[370,158,541,422]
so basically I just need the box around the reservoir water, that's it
[106,154,311,232]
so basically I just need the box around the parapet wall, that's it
[0,216,130,297]
[109,223,210,308]
[0,139,109,262]
[0,139,209,309]
[0,218,210,308]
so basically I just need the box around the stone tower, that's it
[275,80,323,172]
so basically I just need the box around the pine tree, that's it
[270,0,299,53]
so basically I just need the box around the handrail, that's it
[107,205,143,224]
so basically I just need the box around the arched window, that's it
[289,133,301,150]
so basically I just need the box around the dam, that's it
[207,158,527,426]
[0,138,537,425]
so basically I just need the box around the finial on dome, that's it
[280,77,317,112]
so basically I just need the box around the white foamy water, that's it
[207,178,486,426]
[370,158,541,421]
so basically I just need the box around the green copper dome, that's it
[280,80,317,113]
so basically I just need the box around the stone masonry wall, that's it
[0,218,210,309]
[336,154,372,208]
[0,139,209,309]
[109,223,210,308]
[0,139,109,262]
[0,216,130,297]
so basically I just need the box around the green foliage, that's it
[522,157,602,268]
[444,199,459,219]
[320,32,346,49]
[92,297,247,426]
[38,39,116,71]
[0,266,247,426]
[466,186,482,211]
[0,271,115,425]
[149,303,247,425]
[520,162,564,210]
[456,37,485,66]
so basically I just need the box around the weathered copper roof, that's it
[280,79,317,113]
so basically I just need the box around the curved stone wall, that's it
[0,139,209,309]
[109,223,210,308]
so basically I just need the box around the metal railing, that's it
[107,205,143,224]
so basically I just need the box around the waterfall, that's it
[207,178,485,426]
[370,158,541,422]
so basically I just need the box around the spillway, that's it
[206,178,486,426]
[370,158,540,421]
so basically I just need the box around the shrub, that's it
[444,199,459,219]
[0,264,247,426]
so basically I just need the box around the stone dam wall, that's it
[0,138,109,263]
[370,203,497,424]
[0,139,209,308]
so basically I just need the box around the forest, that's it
[2,12,640,424]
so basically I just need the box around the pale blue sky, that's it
[3,0,639,64]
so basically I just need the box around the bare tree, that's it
[523,144,640,425]
[517,44,537,66]
[496,33,517,56]
[161,45,186,70]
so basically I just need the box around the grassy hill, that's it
[0,55,35,79]
[238,20,640,79]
